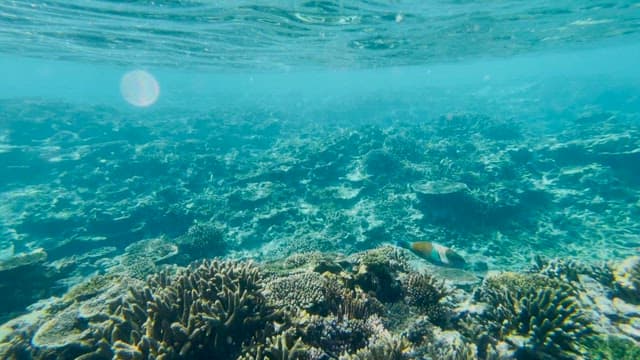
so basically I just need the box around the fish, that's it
[396,240,466,268]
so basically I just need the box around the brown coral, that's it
[99,259,282,359]
[403,272,451,325]
[338,335,412,360]
[237,330,308,360]
[178,222,226,259]
[334,289,385,321]
[613,256,640,304]
[265,272,331,314]
[471,272,594,360]
[351,246,407,302]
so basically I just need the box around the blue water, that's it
[1,1,640,359]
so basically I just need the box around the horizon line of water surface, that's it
[0,41,638,116]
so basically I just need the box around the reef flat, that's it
[1,98,639,357]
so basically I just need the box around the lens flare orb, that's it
[120,70,160,107]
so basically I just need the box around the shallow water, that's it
[1,1,640,359]
[2,1,638,69]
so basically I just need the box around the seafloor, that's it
[1,99,640,359]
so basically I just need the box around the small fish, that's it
[396,240,466,268]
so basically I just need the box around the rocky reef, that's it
[2,247,640,360]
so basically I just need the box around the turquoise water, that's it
[2,1,640,359]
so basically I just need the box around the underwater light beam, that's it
[120,70,160,107]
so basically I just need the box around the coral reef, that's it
[613,256,640,304]
[584,335,640,360]
[531,255,613,287]
[402,272,452,326]
[297,313,387,358]
[425,329,477,360]
[112,237,179,279]
[0,247,47,272]
[1,260,282,360]
[401,316,476,360]
[101,259,282,359]
[333,288,385,321]
[338,335,412,360]
[263,265,385,320]
[265,272,333,314]
[469,272,594,359]
[0,248,64,322]
[2,102,639,315]
[3,250,640,360]
[350,246,407,302]
[273,251,348,275]
[177,222,227,259]
[237,330,309,360]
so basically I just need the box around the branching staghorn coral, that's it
[472,272,594,360]
[425,330,477,360]
[98,259,282,359]
[613,256,640,304]
[402,272,451,326]
[334,289,385,321]
[338,335,412,360]
[237,329,309,360]
[530,255,613,287]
